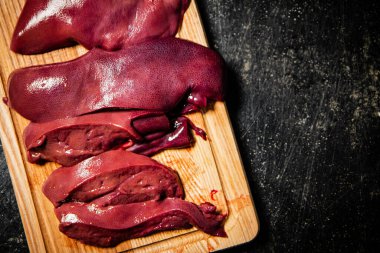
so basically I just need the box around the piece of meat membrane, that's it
[42,150,184,208]
[23,110,192,166]
[55,198,227,247]
[127,116,201,156]
[6,38,224,123]
[11,0,190,54]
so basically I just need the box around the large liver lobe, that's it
[11,0,190,54]
[7,38,224,123]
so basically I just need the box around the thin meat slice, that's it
[24,111,172,166]
[7,38,224,123]
[43,150,184,207]
[11,0,190,54]
[55,199,227,247]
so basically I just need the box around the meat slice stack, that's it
[43,150,226,247]
[7,37,224,164]
[6,0,228,248]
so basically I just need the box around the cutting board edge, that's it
[0,0,259,252]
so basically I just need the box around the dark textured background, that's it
[1,0,379,252]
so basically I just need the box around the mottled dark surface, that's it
[1,0,379,252]
[0,143,28,253]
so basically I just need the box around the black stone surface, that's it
[1,0,379,252]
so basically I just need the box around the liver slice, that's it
[42,150,184,207]
[56,198,227,247]
[24,111,172,166]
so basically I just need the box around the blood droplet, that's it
[210,189,218,201]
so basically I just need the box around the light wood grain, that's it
[0,0,259,252]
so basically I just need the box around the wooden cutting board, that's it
[0,0,259,252]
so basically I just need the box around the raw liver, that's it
[127,116,195,156]
[7,38,224,123]
[55,199,226,247]
[24,111,172,166]
[11,0,189,54]
[42,150,184,207]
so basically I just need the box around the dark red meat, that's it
[55,199,227,247]
[127,116,194,156]
[11,0,190,54]
[23,111,174,166]
[43,150,184,207]
[7,38,224,123]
